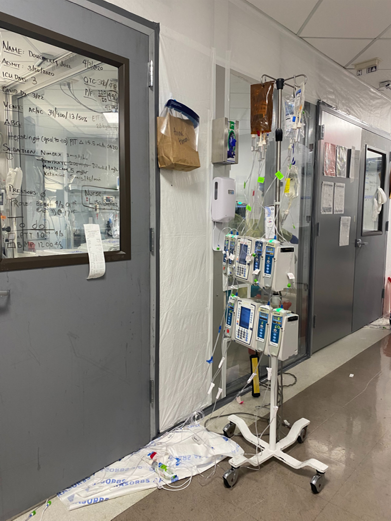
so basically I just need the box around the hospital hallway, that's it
[114,333,391,521]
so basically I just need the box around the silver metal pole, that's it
[275,81,284,236]
[269,354,278,451]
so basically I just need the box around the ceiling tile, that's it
[350,38,391,70]
[304,38,371,66]
[247,0,319,33]
[379,25,391,38]
[302,0,391,38]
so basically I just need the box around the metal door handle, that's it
[356,239,368,248]
[0,290,10,297]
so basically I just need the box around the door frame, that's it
[359,144,388,238]
[352,133,390,332]
[309,101,391,356]
[68,0,160,437]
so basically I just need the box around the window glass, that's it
[0,28,120,259]
[363,150,384,233]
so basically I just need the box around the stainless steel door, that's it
[352,130,390,331]
[0,2,157,520]
[312,106,362,353]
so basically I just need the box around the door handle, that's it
[0,290,10,297]
[355,239,368,248]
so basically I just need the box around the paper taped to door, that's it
[321,182,334,214]
[84,224,106,279]
[334,183,345,214]
[339,216,351,246]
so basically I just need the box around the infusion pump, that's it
[266,308,299,361]
[235,237,267,284]
[225,297,299,361]
[234,298,257,348]
[262,240,296,292]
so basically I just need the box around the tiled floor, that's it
[114,333,391,521]
[12,326,391,521]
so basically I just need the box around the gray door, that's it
[352,130,390,331]
[0,2,157,520]
[312,106,362,353]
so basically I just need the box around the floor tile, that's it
[281,387,343,430]
[132,472,253,521]
[240,465,328,521]
[298,404,385,467]
[313,502,361,521]
[354,435,391,482]
[331,464,391,520]
[301,371,373,408]
[267,438,358,502]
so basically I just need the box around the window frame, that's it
[361,146,386,237]
[0,12,130,271]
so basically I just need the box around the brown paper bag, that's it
[157,114,200,171]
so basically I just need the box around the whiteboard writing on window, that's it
[0,28,121,260]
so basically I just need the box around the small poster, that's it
[339,216,351,247]
[334,183,345,214]
[324,142,336,177]
[321,182,334,214]
[336,146,347,178]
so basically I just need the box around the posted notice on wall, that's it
[336,146,347,178]
[324,142,336,177]
[84,224,106,279]
[321,182,334,214]
[334,183,345,214]
[265,206,275,239]
[339,216,351,247]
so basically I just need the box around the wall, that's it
[106,0,391,430]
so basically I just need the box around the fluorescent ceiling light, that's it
[103,112,119,125]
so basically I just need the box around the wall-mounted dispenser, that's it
[211,177,236,251]
[212,118,239,164]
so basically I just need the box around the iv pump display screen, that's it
[239,243,248,265]
[239,307,251,329]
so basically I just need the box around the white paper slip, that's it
[334,183,345,214]
[83,224,106,279]
[321,182,334,215]
[339,216,351,247]
[265,206,275,238]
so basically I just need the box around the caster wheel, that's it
[310,473,325,494]
[297,426,308,444]
[223,421,235,438]
[223,467,239,488]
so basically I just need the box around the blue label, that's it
[265,254,273,275]
[227,308,232,326]
[255,241,263,255]
[270,316,282,344]
[258,319,267,340]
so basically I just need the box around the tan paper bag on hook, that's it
[157,114,200,171]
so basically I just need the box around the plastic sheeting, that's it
[58,424,243,510]
[106,0,391,431]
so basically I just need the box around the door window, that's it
[0,20,130,270]
[362,149,385,234]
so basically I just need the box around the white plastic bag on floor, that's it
[58,424,243,510]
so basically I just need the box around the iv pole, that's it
[221,73,328,495]
[261,74,308,235]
